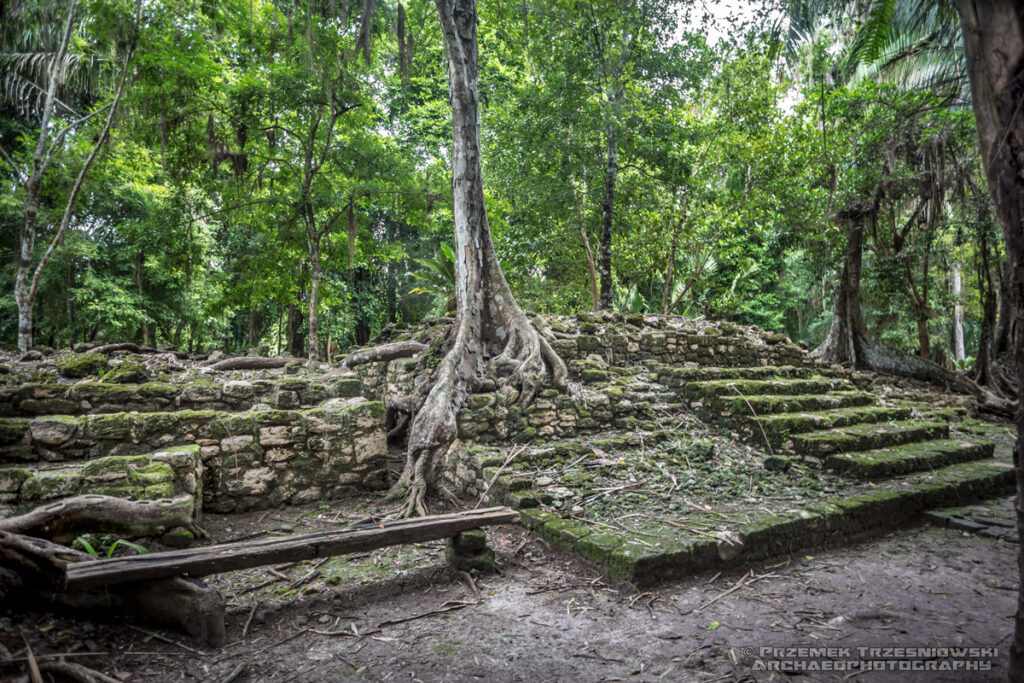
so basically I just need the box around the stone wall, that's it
[0,375,363,417]
[352,312,823,445]
[0,397,387,512]
[0,444,202,517]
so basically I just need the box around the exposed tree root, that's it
[207,356,290,371]
[90,342,189,359]
[342,341,426,368]
[0,530,225,645]
[380,0,571,518]
[0,494,201,544]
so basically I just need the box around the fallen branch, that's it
[90,343,189,359]
[209,356,291,371]
[375,600,476,628]
[341,341,426,368]
[37,660,121,683]
[0,494,198,544]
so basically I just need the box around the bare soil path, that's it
[0,500,1015,682]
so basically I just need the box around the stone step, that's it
[707,391,876,418]
[0,375,365,418]
[788,420,948,459]
[684,376,855,400]
[755,405,914,441]
[0,445,201,520]
[0,398,388,513]
[824,438,996,480]
[513,457,1013,586]
[653,364,824,387]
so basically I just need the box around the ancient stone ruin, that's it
[0,312,1013,604]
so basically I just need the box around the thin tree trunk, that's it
[308,240,321,361]
[917,317,931,362]
[661,233,679,315]
[598,120,619,310]
[13,1,77,353]
[955,3,1024,679]
[580,227,600,311]
[12,0,138,353]
[953,263,965,364]
[976,226,997,385]
[134,251,150,347]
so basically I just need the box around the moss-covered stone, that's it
[451,529,487,553]
[0,419,29,446]
[105,358,151,384]
[56,353,108,379]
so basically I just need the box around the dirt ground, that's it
[0,498,1017,683]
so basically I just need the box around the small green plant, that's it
[72,534,149,558]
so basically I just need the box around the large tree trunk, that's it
[955,3,1024,679]
[998,258,1016,358]
[815,213,868,365]
[390,0,567,516]
[815,206,1010,414]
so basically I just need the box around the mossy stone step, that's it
[654,364,822,386]
[789,420,948,459]
[824,438,995,480]
[684,377,855,401]
[707,391,875,418]
[515,456,1013,586]
[755,405,914,440]
[516,430,674,465]
[0,444,201,517]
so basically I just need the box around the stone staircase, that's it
[681,366,996,482]
[0,357,388,540]
[435,313,1014,584]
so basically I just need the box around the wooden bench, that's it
[64,506,519,591]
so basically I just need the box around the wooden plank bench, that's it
[64,506,519,591]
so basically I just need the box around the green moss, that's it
[105,359,151,384]
[84,413,133,440]
[576,533,625,564]
[56,353,108,379]
[541,517,591,550]
[69,383,140,402]
[0,419,29,446]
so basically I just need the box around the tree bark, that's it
[598,118,619,310]
[814,206,1012,413]
[998,258,1015,358]
[12,0,138,353]
[134,251,150,347]
[661,233,680,315]
[390,0,568,516]
[0,531,224,645]
[580,227,600,312]
[308,240,321,361]
[208,356,290,371]
[815,213,868,365]
[0,494,199,545]
[953,264,966,364]
[955,3,1024,679]
[342,341,425,367]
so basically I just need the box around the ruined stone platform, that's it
[0,351,388,546]
[0,313,1013,578]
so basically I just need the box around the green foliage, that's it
[0,0,1001,371]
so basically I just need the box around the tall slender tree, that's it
[389,0,568,515]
